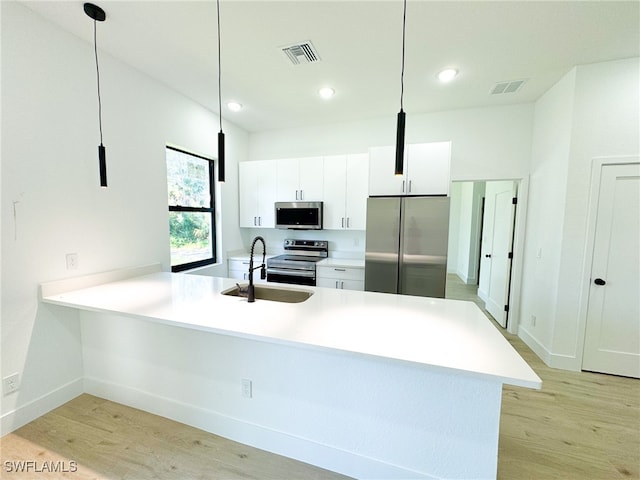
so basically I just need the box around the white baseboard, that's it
[0,378,83,437]
[84,377,435,480]
[518,327,581,372]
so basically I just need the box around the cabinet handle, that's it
[258,216,262,226]
[300,190,304,200]
[295,190,299,200]
[341,281,344,289]
[335,281,339,289]
[346,217,350,228]
[334,268,346,272]
[254,216,257,226]
[402,180,406,193]
[341,217,345,228]
[408,180,412,193]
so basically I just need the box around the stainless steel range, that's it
[267,239,328,286]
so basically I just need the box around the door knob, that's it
[594,278,606,286]
[485,254,492,258]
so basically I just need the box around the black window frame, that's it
[166,145,216,272]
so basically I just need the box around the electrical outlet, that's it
[531,315,537,327]
[3,373,20,395]
[241,378,252,398]
[66,253,78,270]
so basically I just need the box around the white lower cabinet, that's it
[228,259,267,283]
[316,265,364,291]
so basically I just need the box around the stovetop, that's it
[267,239,328,268]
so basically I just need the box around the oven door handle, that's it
[266,268,315,278]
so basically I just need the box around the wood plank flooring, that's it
[0,394,351,480]
[1,276,638,479]
[446,274,640,479]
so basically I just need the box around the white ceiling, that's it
[20,1,640,133]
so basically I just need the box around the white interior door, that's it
[478,181,516,327]
[583,162,640,378]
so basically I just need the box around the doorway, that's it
[446,180,518,329]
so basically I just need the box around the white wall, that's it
[250,103,534,182]
[1,2,247,432]
[520,58,640,369]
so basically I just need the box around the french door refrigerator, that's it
[365,196,450,298]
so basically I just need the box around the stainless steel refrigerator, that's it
[365,196,450,298]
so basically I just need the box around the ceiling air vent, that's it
[491,79,527,95]
[281,41,321,65]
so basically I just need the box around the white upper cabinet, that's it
[239,160,277,228]
[368,146,405,196]
[276,157,324,201]
[345,153,369,229]
[323,154,369,230]
[369,142,451,196]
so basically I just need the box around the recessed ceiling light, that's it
[437,68,459,83]
[227,101,243,112]
[319,87,335,99]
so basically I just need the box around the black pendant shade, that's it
[218,131,225,182]
[98,144,107,187]
[84,3,107,187]
[395,110,405,176]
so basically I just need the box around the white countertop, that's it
[317,258,365,268]
[41,270,541,389]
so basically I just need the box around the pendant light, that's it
[216,0,225,183]
[84,3,107,187]
[394,0,407,176]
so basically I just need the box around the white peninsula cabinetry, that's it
[276,157,324,202]
[317,259,365,290]
[41,267,540,480]
[322,154,369,230]
[239,160,276,228]
[369,141,451,196]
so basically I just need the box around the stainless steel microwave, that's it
[275,202,323,230]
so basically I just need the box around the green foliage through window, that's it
[166,146,215,271]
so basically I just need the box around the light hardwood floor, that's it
[1,279,638,479]
[446,274,640,479]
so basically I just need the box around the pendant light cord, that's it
[93,19,104,145]
[399,0,406,111]
[217,0,222,133]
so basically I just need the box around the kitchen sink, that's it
[222,284,314,303]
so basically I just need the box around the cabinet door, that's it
[345,153,369,229]
[276,157,324,202]
[239,161,276,228]
[239,162,259,227]
[316,277,338,289]
[406,142,451,195]
[322,155,347,230]
[368,146,405,196]
[256,160,277,227]
[341,279,364,291]
[299,157,324,201]
[276,158,300,201]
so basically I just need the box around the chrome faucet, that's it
[248,236,266,302]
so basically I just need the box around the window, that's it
[166,146,216,272]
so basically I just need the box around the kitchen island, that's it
[41,264,540,480]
